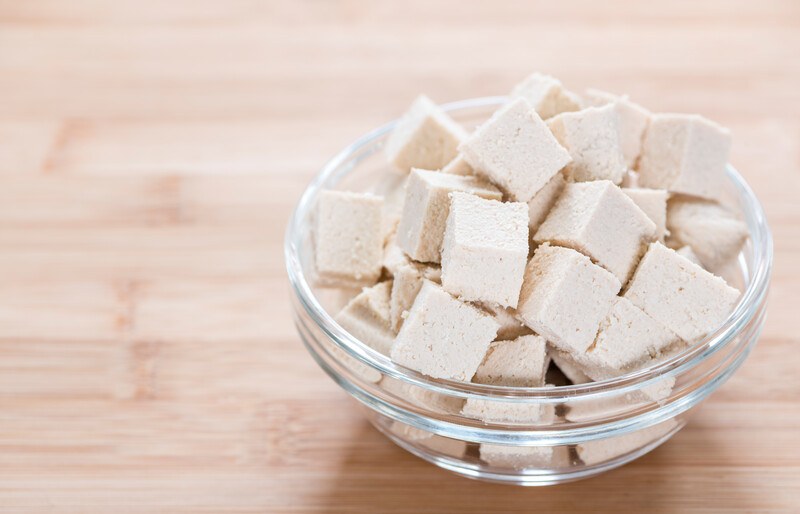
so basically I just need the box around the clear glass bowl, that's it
[284,97,773,485]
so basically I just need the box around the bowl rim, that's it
[285,96,773,401]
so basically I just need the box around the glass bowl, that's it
[284,97,773,485]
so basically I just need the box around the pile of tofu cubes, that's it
[313,72,747,415]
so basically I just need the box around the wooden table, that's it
[0,1,798,512]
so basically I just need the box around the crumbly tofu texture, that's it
[459,98,572,202]
[390,280,499,381]
[534,181,657,284]
[473,335,549,387]
[623,188,669,242]
[480,444,559,469]
[509,72,582,120]
[396,168,501,263]
[315,190,384,285]
[547,104,627,184]
[667,197,748,271]
[384,95,468,173]
[517,244,621,354]
[441,192,529,307]
[584,297,682,378]
[527,172,566,237]
[584,89,651,168]
[624,242,741,342]
[335,281,396,356]
[637,114,731,200]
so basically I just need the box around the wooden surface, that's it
[0,1,798,512]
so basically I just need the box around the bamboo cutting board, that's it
[0,1,798,512]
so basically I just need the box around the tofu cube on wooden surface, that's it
[390,281,499,381]
[624,242,741,342]
[509,72,582,120]
[459,98,572,202]
[517,244,621,354]
[441,192,529,307]
[667,197,748,270]
[534,180,657,284]
[396,168,502,263]
[547,104,627,184]
[315,190,384,286]
[622,187,669,242]
[637,114,731,200]
[384,95,468,173]
[335,281,395,356]
[584,89,651,168]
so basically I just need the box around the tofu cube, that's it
[577,419,677,466]
[527,172,566,236]
[510,72,582,120]
[549,352,592,385]
[480,444,562,469]
[582,297,682,379]
[534,181,657,284]
[584,89,651,168]
[384,95,468,173]
[547,104,627,184]
[624,242,741,342]
[396,168,502,263]
[473,335,549,387]
[478,302,532,341]
[667,197,748,270]
[335,281,395,356]
[622,188,669,242]
[389,263,441,331]
[637,114,731,200]
[390,281,499,381]
[441,154,474,176]
[459,98,572,202]
[517,244,621,354]
[315,190,384,285]
[441,192,529,307]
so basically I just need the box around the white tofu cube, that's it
[315,190,384,285]
[390,281,499,381]
[549,352,592,385]
[396,168,502,263]
[666,197,748,270]
[527,172,566,236]
[584,89,651,168]
[637,114,731,200]
[388,263,441,331]
[441,192,529,307]
[510,72,582,120]
[622,188,669,242]
[384,95,468,173]
[478,303,532,341]
[441,154,474,176]
[480,444,562,469]
[335,281,395,356]
[547,104,627,184]
[534,181,657,284]
[459,98,572,202]
[473,335,549,387]
[624,242,741,342]
[517,244,621,354]
[582,297,682,379]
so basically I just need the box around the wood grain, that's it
[0,1,798,512]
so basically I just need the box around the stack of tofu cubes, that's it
[312,73,748,464]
